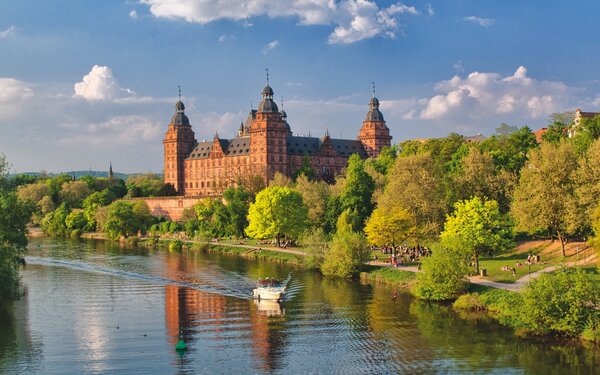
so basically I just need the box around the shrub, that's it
[453,293,485,311]
[519,268,599,336]
[581,316,600,343]
[413,245,470,301]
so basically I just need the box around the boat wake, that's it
[25,256,256,300]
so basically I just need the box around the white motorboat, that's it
[252,277,286,301]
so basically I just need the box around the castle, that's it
[163,80,391,196]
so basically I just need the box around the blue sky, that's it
[1,0,599,173]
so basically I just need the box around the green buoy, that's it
[175,338,187,352]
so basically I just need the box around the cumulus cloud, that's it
[464,16,494,27]
[417,66,571,121]
[73,65,133,101]
[193,111,242,139]
[59,116,162,145]
[263,40,279,54]
[129,10,138,19]
[0,26,16,38]
[139,0,420,44]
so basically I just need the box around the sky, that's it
[1,0,599,173]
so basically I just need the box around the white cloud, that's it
[73,65,133,101]
[0,26,16,38]
[464,16,494,27]
[0,78,33,119]
[263,40,279,54]
[139,0,420,44]
[59,116,162,145]
[417,66,571,121]
[130,10,138,19]
[425,4,434,16]
[218,34,235,42]
[193,111,242,140]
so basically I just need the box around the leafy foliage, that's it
[511,140,579,256]
[246,186,308,245]
[441,197,514,274]
[340,154,375,231]
[414,244,470,301]
[321,222,369,278]
[519,269,599,336]
[365,205,416,251]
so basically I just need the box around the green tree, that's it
[511,140,579,256]
[379,153,445,237]
[59,180,92,208]
[541,121,568,144]
[41,203,70,237]
[246,186,308,246]
[365,205,416,253]
[82,190,116,230]
[65,210,87,235]
[295,175,329,228]
[413,243,470,301]
[479,126,538,173]
[223,187,250,237]
[575,138,600,232]
[104,201,138,239]
[126,173,164,197]
[519,269,599,336]
[0,190,34,300]
[340,154,375,231]
[441,197,514,274]
[321,216,369,278]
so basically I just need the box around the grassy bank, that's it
[136,237,306,266]
[360,266,417,288]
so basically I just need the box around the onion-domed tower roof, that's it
[257,69,279,113]
[365,96,384,122]
[171,100,190,125]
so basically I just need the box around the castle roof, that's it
[185,135,367,160]
[170,100,190,125]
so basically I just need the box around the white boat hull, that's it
[253,287,285,301]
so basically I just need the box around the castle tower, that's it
[249,71,289,182]
[358,84,391,157]
[163,99,196,194]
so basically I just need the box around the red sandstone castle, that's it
[163,81,391,196]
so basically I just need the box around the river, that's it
[0,237,598,374]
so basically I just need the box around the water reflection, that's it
[0,237,598,374]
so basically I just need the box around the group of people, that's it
[376,245,431,266]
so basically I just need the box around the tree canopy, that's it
[246,186,308,246]
[441,197,514,274]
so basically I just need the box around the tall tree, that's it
[246,186,308,246]
[295,174,329,228]
[340,154,375,231]
[223,187,251,237]
[364,205,416,253]
[575,138,600,232]
[511,140,579,256]
[379,153,445,238]
[441,197,514,274]
[0,191,34,300]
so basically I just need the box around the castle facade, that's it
[163,82,391,196]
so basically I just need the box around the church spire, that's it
[108,162,113,180]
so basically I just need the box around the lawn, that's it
[478,254,555,283]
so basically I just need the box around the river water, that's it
[0,237,598,374]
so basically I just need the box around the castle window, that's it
[201,182,204,188]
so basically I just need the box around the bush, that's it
[169,240,183,252]
[453,293,485,311]
[518,268,599,336]
[413,245,470,301]
[321,230,368,278]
